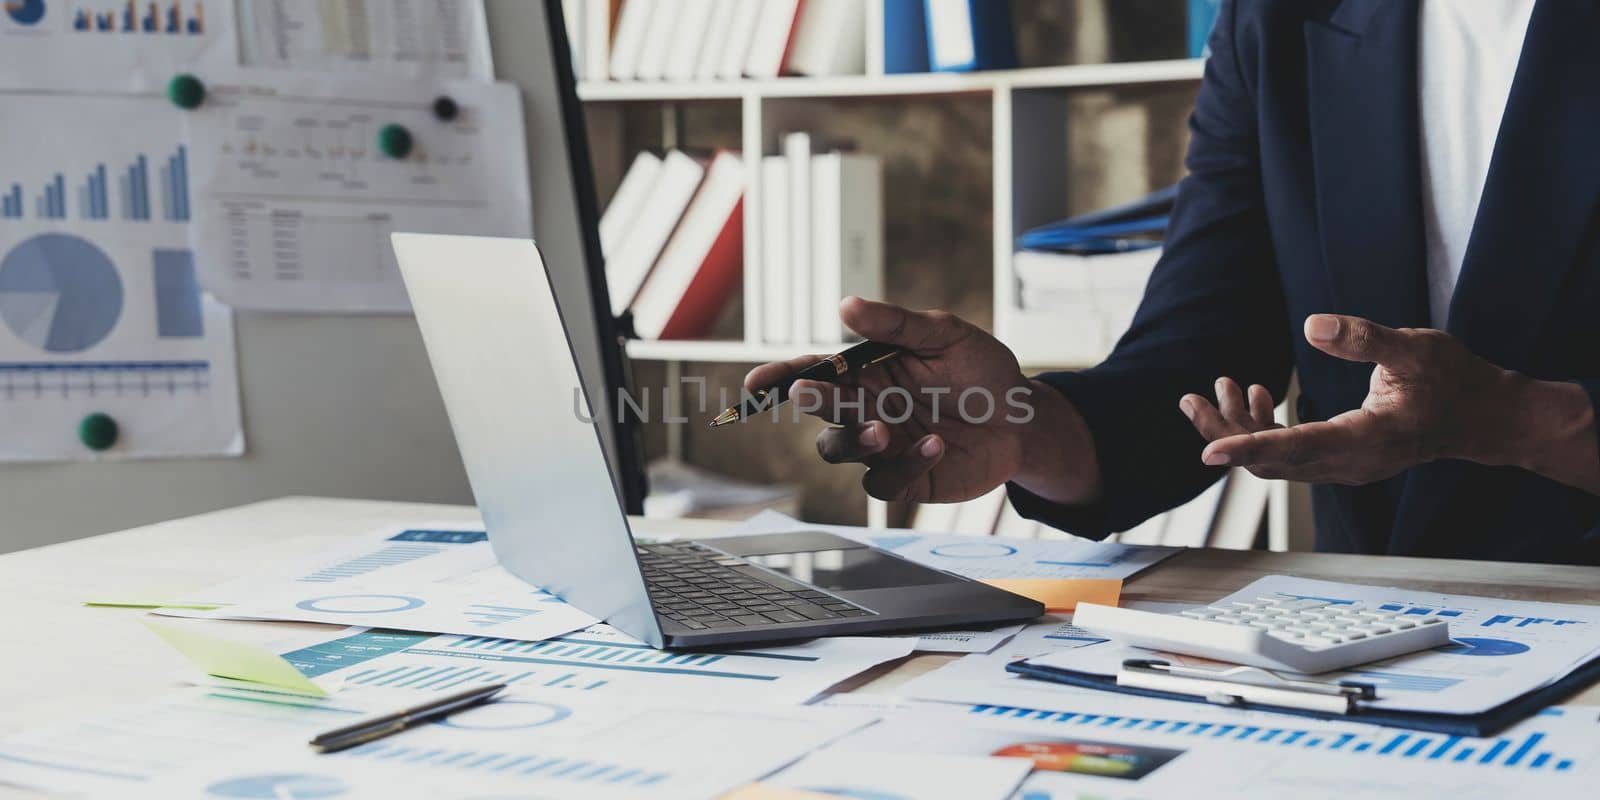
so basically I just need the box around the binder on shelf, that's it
[664,0,718,82]
[745,0,804,79]
[608,0,656,80]
[718,0,766,80]
[784,131,814,344]
[604,150,706,316]
[924,0,1017,73]
[630,151,745,340]
[1189,0,1223,59]
[784,0,868,77]
[693,0,739,80]
[882,0,931,73]
[634,0,681,81]
[810,152,883,344]
[1018,185,1176,254]
[582,0,618,81]
[599,151,663,258]
[760,155,792,343]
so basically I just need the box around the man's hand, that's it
[1182,314,1600,492]
[744,297,1100,505]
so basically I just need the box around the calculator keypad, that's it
[1180,598,1443,649]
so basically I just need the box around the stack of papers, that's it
[7,515,1597,799]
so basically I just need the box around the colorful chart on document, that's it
[0,0,236,90]
[0,94,239,461]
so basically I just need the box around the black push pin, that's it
[432,96,459,122]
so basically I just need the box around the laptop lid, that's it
[391,232,663,647]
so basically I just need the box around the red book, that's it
[630,151,745,340]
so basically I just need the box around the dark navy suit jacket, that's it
[1011,0,1600,565]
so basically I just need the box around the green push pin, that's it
[167,73,206,110]
[78,412,119,452]
[378,123,413,159]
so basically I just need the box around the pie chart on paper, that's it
[0,234,124,353]
[3,0,45,26]
[205,773,348,799]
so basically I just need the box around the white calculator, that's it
[1073,596,1452,674]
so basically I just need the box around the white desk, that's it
[4,496,1599,798]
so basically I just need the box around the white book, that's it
[950,486,1007,535]
[717,0,765,80]
[632,152,744,339]
[584,0,614,82]
[663,0,715,82]
[994,497,1042,539]
[784,132,813,344]
[1160,475,1228,548]
[926,0,976,71]
[605,150,705,316]
[693,0,738,81]
[609,0,655,80]
[561,0,586,78]
[1210,468,1271,550]
[784,0,867,76]
[760,155,792,343]
[811,153,883,344]
[599,151,663,259]
[912,502,960,533]
[744,0,801,78]
[634,0,681,81]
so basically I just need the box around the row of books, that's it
[760,133,884,346]
[913,469,1268,550]
[601,149,746,340]
[562,0,1019,83]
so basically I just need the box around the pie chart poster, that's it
[0,93,241,461]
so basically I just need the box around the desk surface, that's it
[4,496,1599,797]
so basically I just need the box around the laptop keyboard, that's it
[636,541,877,630]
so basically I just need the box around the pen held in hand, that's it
[308,683,507,754]
[710,340,905,427]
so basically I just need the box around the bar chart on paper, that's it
[968,705,1594,773]
[287,628,915,703]
[0,93,240,461]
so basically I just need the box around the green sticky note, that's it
[143,621,327,697]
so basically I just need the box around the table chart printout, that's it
[237,0,493,79]
[0,93,241,461]
[0,0,237,91]
[184,72,532,312]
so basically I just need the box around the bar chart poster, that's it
[0,0,236,90]
[0,92,240,461]
[185,71,531,312]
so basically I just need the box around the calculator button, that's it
[1181,610,1219,620]
[1420,617,1444,625]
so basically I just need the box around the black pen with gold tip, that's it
[710,340,905,427]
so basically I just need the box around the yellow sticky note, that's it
[143,621,327,697]
[719,784,837,800]
[981,578,1122,612]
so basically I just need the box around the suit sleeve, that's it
[1008,0,1294,538]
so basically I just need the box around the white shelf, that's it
[625,339,812,363]
[578,60,1203,102]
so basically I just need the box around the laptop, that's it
[391,233,1043,648]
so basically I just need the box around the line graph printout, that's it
[1029,575,1600,715]
[0,0,237,91]
[184,71,532,312]
[0,93,240,461]
[296,624,920,704]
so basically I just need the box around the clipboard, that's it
[1005,653,1600,737]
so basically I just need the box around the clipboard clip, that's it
[1117,659,1378,715]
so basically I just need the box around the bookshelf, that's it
[586,58,1205,369]
[573,7,1309,549]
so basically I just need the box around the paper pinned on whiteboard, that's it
[0,0,238,91]
[183,71,533,312]
[0,92,242,462]
[237,0,494,79]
